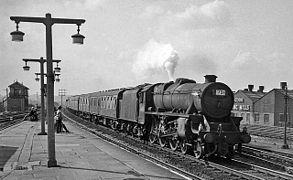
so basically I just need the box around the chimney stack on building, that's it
[258,86,264,93]
[280,82,287,90]
[248,85,254,92]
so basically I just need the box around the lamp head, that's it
[23,65,30,71]
[54,66,61,73]
[11,22,25,42]
[72,33,85,44]
[11,30,25,42]
[72,24,85,44]
[35,77,40,82]
[55,74,60,82]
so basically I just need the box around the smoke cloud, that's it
[134,0,232,81]
[132,39,179,81]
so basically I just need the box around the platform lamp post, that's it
[281,82,289,149]
[10,13,85,167]
[23,57,61,136]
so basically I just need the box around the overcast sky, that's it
[1,0,293,96]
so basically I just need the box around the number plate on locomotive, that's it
[215,89,226,96]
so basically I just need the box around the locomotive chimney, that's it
[280,82,287,90]
[248,85,254,92]
[204,75,217,83]
[258,86,264,93]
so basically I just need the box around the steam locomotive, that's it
[66,75,251,159]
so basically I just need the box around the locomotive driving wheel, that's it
[180,139,190,154]
[169,137,179,151]
[149,132,157,144]
[158,120,167,147]
[149,120,158,144]
[193,141,204,159]
[158,133,167,147]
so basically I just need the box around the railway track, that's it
[64,109,293,180]
[239,145,293,174]
[0,113,27,131]
[218,158,293,180]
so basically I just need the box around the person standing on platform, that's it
[55,106,69,133]
[25,107,38,121]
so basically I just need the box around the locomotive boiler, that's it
[147,75,251,158]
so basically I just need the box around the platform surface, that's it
[0,120,187,180]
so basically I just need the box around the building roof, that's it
[8,81,29,89]
[237,90,266,102]
[274,89,293,99]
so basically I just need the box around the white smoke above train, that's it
[131,0,232,82]
[132,39,179,81]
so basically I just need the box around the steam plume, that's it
[132,39,179,81]
[164,51,178,81]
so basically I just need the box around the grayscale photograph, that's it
[1,0,293,179]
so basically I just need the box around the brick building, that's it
[232,85,266,125]
[233,83,293,128]
[254,87,293,127]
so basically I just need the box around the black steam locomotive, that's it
[66,75,251,159]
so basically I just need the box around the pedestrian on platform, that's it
[54,106,69,133]
[25,107,38,121]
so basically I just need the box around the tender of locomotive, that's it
[66,75,251,159]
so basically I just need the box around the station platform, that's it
[0,120,187,180]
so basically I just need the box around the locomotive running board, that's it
[145,112,190,118]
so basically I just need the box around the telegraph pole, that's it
[58,89,66,106]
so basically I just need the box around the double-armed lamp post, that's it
[23,57,61,135]
[10,13,85,167]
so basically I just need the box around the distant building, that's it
[254,87,293,127]
[233,83,293,128]
[3,81,29,112]
[232,85,266,125]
